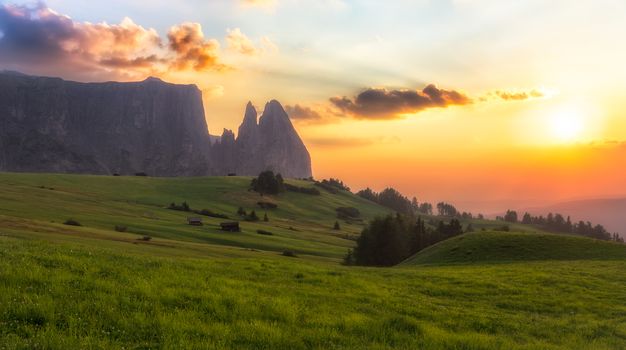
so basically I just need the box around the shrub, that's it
[257,201,278,209]
[284,183,321,195]
[135,172,148,176]
[168,202,191,212]
[336,207,360,219]
[263,213,269,222]
[194,209,229,219]
[114,225,127,232]
[333,221,341,230]
[282,250,297,257]
[237,207,247,216]
[495,225,510,232]
[257,229,273,236]
[246,210,259,222]
[139,235,152,241]
[63,219,81,226]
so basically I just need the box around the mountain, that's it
[0,72,312,178]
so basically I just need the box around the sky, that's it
[1,0,626,214]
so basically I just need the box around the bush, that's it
[282,250,297,257]
[284,183,321,195]
[333,221,341,230]
[257,201,278,209]
[138,235,152,241]
[237,207,247,216]
[63,219,81,226]
[135,172,148,176]
[495,225,510,232]
[257,229,273,236]
[246,210,259,222]
[168,202,191,212]
[194,209,229,219]
[336,207,360,219]
[263,213,269,222]
[114,225,127,232]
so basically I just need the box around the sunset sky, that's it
[2,0,626,213]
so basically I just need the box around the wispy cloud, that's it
[226,28,278,56]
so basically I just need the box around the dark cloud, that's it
[330,84,471,119]
[0,2,228,79]
[284,104,322,121]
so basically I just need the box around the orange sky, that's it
[2,1,626,213]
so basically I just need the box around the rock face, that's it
[0,72,312,178]
[211,100,312,178]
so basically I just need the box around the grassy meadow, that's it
[1,173,626,349]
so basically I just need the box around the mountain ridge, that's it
[0,72,312,178]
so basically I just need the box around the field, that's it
[1,173,626,349]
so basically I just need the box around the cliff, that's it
[0,72,312,178]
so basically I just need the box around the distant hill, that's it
[522,198,626,236]
[402,231,626,265]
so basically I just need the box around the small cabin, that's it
[187,217,203,226]
[220,221,240,232]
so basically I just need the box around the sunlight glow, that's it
[550,108,584,142]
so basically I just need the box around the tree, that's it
[466,223,474,232]
[263,213,269,222]
[247,210,259,221]
[419,202,433,215]
[504,210,518,223]
[237,207,246,216]
[356,187,378,202]
[250,171,285,195]
[522,212,532,224]
[333,221,341,230]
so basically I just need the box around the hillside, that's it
[402,231,626,265]
[1,173,626,348]
[0,172,389,260]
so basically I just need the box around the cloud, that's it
[239,0,278,10]
[308,136,401,148]
[285,104,322,121]
[330,84,472,119]
[0,2,228,79]
[226,28,259,56]
[167,23,226,71]
[492,89,545,101]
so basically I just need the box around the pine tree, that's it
[333,221,341,230]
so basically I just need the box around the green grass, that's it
[1,172,626,349]
[0,173,390,260]
[403,231,626,265]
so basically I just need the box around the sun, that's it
[549,108,584,142]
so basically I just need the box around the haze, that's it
[2,0,625,214]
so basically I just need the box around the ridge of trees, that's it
[501,209,623,242]
[345,214,467,266]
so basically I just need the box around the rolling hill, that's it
[1,172,626,349]
[402,231,626,265]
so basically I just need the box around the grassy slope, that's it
[1,172,626,349]
[403,231,626,265]
[0,173,390,260]
[2,235,626,349]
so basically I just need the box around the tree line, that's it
[501,210,623,242]
[345,214,467,266]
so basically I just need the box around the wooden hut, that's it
[187,217,203,226]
